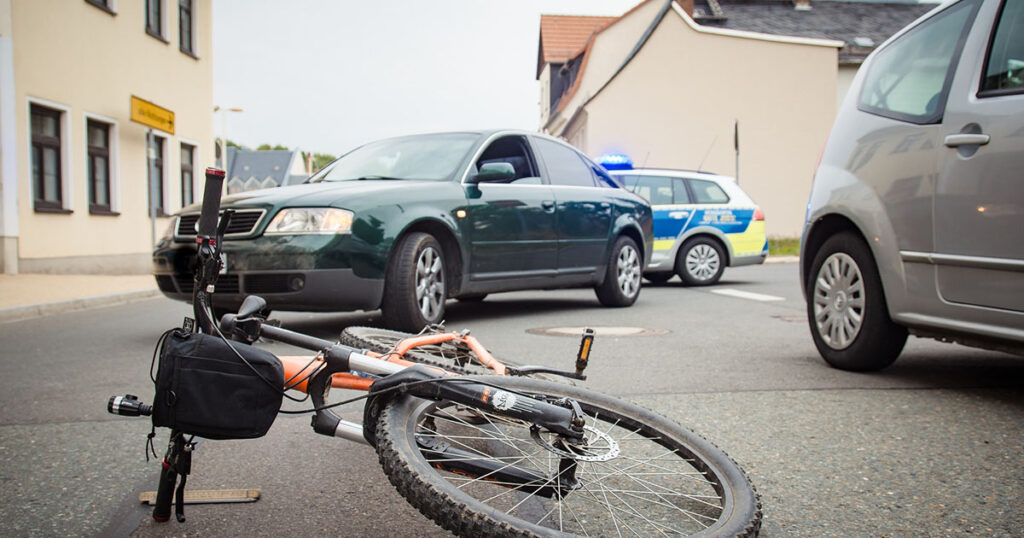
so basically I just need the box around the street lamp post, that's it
[213,105,243,170]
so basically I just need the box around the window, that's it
[475,136,539,183]
[30,104,65,212]
[85,0,115,14]
[87,120,113,213]
[981,0,1024,95]
[179,0,195,56]
[145,0,164,40]
[621,176,693,205]
[180,143,195,206]
[689,179,730,204]
[533,138,595,187]
[148,135,165,215]
[858,0,980,124]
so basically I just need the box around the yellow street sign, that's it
[130,96,175,134]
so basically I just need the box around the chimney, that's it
[794,0,812,10]
[674,0,695,17]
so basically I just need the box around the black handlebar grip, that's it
[152,459,177,522]
[197,168,226,239]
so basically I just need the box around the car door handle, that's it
[944,133,990,147]
[542,201,556,213]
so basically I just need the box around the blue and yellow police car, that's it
[604,157,768,285]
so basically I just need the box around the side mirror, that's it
[469,162,515,184]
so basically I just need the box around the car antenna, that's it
[698,135,717,173]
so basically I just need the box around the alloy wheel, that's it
[616,244,641,298]
[415,246,445,321]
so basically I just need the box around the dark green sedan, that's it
[153,130,653,331]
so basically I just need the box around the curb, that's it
[0,289,162,324]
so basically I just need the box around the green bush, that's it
[768,237,800,256]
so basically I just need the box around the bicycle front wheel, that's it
[374,376,761,537]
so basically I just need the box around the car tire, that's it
[806,232,907,371]
[382,232,447,332]
[643,273,673,284]
[595,236,642,307]
[677,237,725,286]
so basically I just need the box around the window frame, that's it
[856,0,982,125]
[180,141,196,206]
[145,0,167,42]
[29,100,73,214]
[148,133,169,217]
[978,0,1024,97]
[85,118,116,215]
[178,0,198,57]
[85,0,116,15]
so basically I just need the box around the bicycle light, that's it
[108,394,153,417]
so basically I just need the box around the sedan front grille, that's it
[176,209,266,238]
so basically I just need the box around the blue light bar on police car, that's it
[598,154,633,171]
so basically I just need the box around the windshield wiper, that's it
[354,175,404,181]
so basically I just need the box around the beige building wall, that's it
[577,6,840,237]
[836,64,859,112]
[5,0,213,273]
[544,0,664,132]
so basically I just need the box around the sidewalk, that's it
[0,273,160,323]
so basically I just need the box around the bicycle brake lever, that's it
[504,365,586,381]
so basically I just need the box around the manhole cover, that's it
[527,326,669,337]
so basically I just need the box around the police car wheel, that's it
[806,232,907,371]
[677,237,725,286]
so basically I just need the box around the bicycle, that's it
[108,167,762,537]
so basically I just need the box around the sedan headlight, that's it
[265,208,354,235]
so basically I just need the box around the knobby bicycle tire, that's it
[340,326,520,376]
[374,376,761,537]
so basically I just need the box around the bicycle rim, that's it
[340,326,508,375]
[375,376,761,537]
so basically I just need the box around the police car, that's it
[604,157,768,285]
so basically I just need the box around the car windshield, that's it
[310,133,478,182]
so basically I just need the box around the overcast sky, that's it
[212,0,640,156]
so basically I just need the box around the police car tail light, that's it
[753,209,764,221]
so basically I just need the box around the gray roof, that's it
[692,0,936,63]
[225,148,299,187]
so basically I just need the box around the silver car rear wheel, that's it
[812,252,864,350]
[805,232,907,371]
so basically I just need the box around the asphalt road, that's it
[0,263,1021,537]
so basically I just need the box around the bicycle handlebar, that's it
[197,168,226,239]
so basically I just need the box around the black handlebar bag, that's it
[152,329,284,439]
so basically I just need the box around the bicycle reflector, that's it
[575,328,595,376]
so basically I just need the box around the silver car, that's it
[801,0,1023,371]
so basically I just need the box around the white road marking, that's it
[710,288,785,302]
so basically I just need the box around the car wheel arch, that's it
[389,219,466,298]
[801,213,907,324]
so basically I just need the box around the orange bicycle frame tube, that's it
[391,332,507,375]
